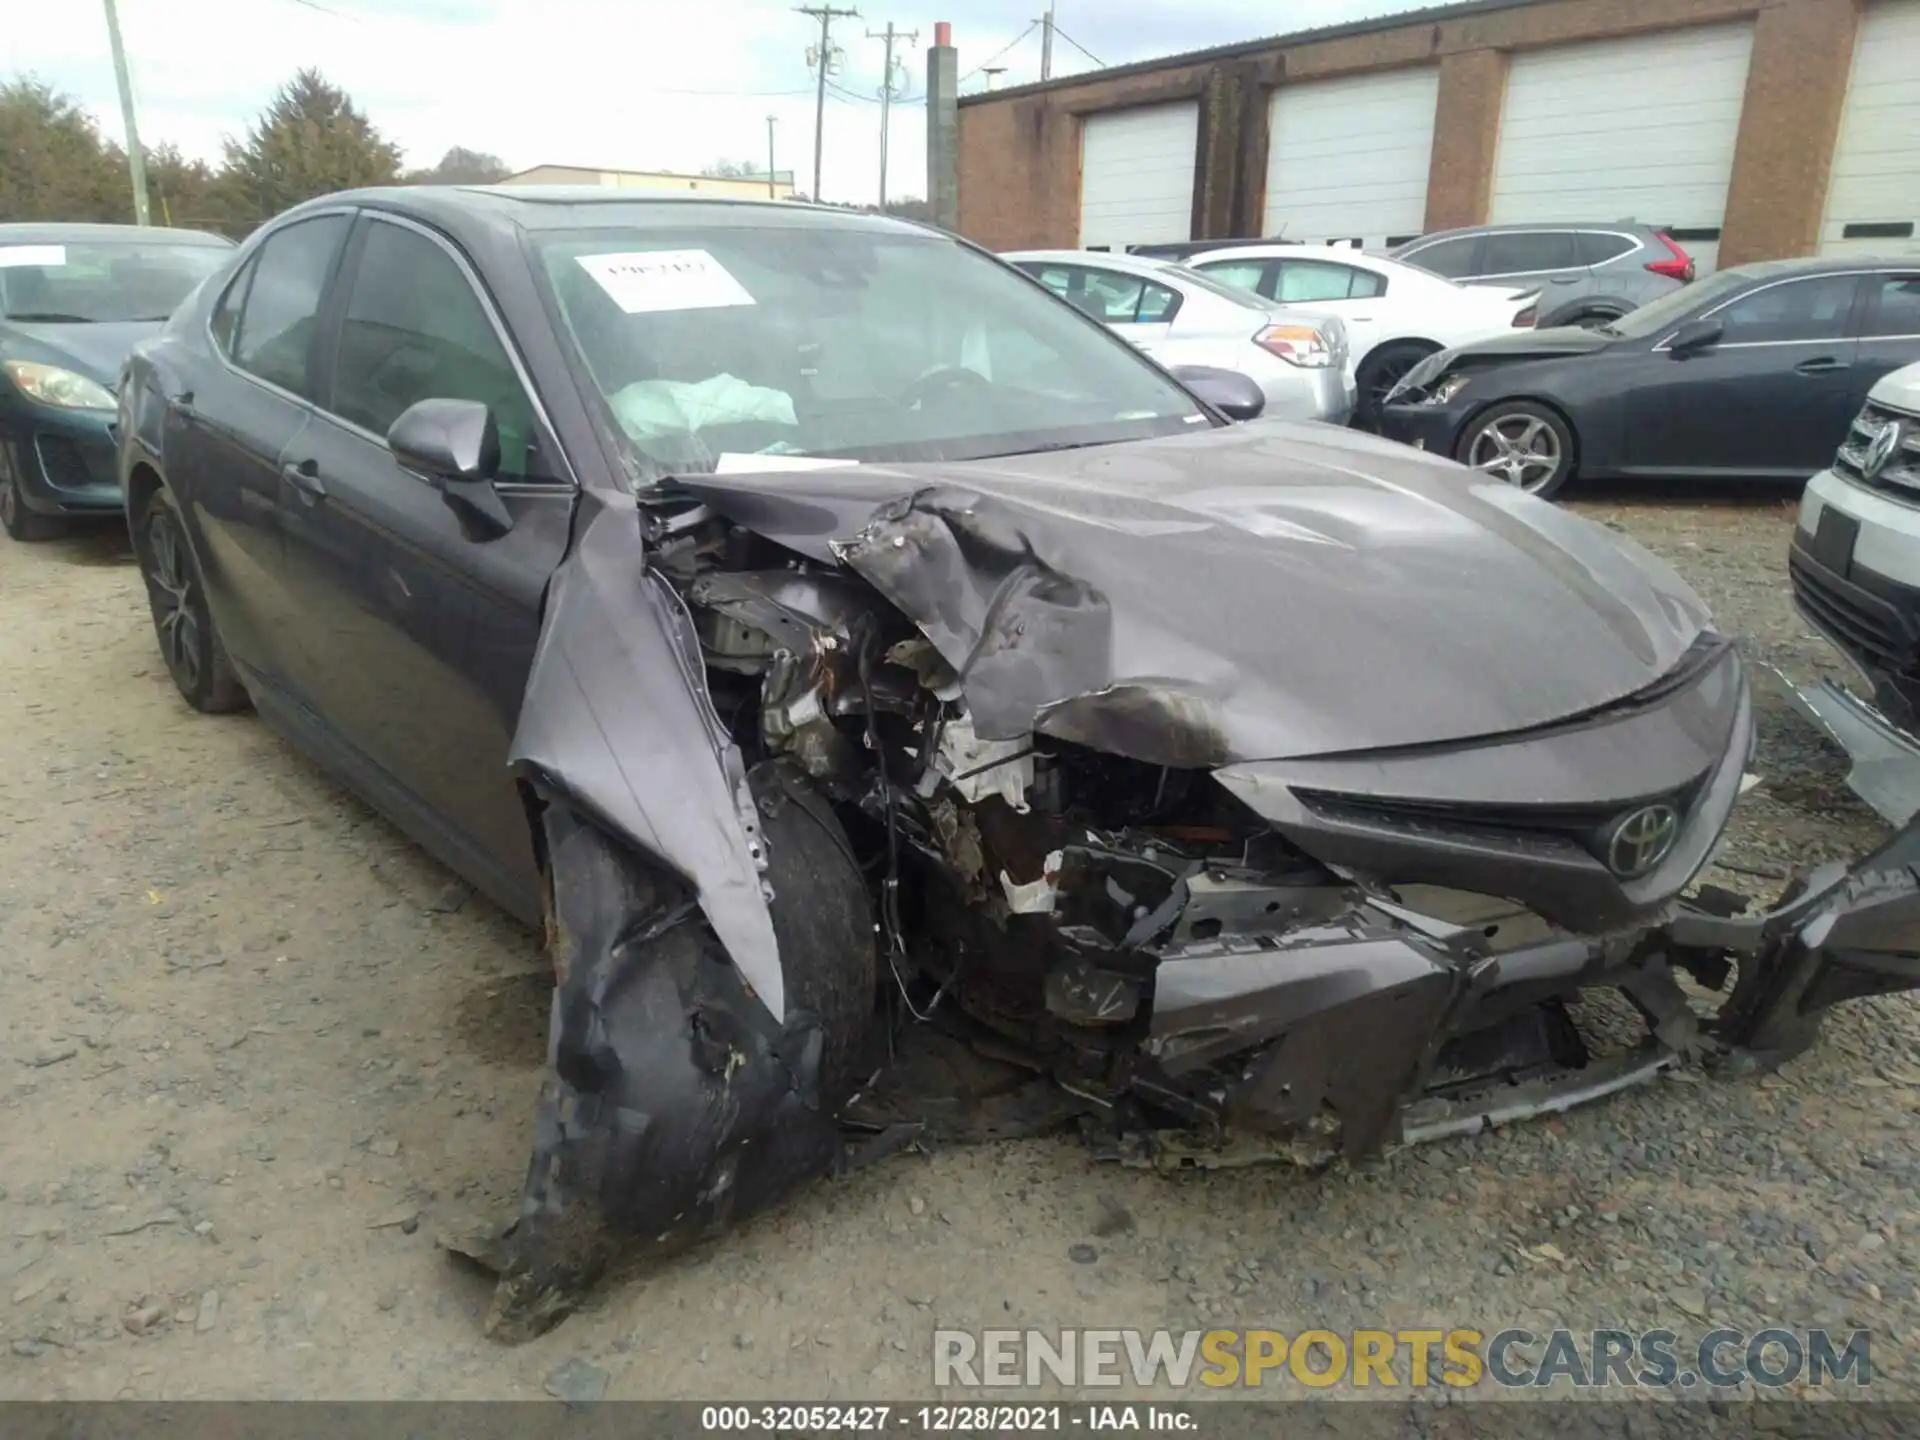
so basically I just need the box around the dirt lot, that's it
[3,489,1918,1402]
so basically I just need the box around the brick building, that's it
[955,0,1919,271]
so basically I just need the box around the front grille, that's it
[1789,546,1920,672]
[1833,401,1920,501]
[34,434,96,491]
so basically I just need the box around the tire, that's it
[131,485,249,713]
[1353,341,1437,430]
[1456,401,1577,500]
[0,466,64,541]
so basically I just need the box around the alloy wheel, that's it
[1466,413,1563,492]
[145,508,203,694]
[1366,354,1420,412]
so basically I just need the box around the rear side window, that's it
[230,215,348,399]
[1710,274,1860,343]
[209,256,256,357]
[329,219,539,479]
[1576,231,1636,266]
[1865,276,1920,337]
[1275,260,1385,302]
[1481,231,1579,275]
[1400,236,1479,279]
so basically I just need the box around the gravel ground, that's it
[2,489,1917,1404]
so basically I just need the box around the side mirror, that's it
[1170,364,1266,422]
[387,397,513,538]
[1665,318,1723,357]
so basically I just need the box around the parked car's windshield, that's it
[1599,267,1761,339]
[532,224,1210,480]
[0,239,230,323]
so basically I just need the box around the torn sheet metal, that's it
[1766,665,1920,826]
[507,489,786,1018]
[678,422,1711,766]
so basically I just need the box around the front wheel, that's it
[1457,402,1576,500]
[0,466,64,541]
[132,486,249,713]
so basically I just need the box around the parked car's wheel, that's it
[0,466,64,541]
[1457,402,1576,500]
[1353,341,1438,430]
[1540,297,1629,330]
[132,485,249,713]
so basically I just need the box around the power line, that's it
[959,21,1037,84]
[1051,25,1104,68]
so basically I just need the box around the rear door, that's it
[168,212,350,689]
[1852,271,1920,404]
[271,211,574,913]
[1622,272,1866,476]
[1475,230,1587,302]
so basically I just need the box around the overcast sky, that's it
[13,0,1418,206]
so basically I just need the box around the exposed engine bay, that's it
[470,429,1920,1342]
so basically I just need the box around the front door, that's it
[272,212,574,915]
[1623,273,1866,477]
[1851,271,1920,406]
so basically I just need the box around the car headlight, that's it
[1253,324,1336,368]
[2,360,116,411]
[1420,373,1472,405]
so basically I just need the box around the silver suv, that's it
[1390,222,1696,329]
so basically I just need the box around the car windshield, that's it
[532,223,1210,481]
[0,239,230,323]
[1598,267,1765,338]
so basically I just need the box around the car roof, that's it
[273,185,938,250]
[1398,221,1656,245]
[0,221,233,247]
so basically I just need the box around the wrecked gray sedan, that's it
[115,187,1920,1340]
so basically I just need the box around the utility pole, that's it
[796,5,858,203]
[866,21,917,211]
[101,0,151,226]
[1039,3,1055,82]
[766,115,778,198]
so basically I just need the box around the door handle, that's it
[280,458,326,502]
[1795,357,1849,376]
[166,391,195,419]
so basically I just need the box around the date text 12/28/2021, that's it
[699,1406,1195,1433]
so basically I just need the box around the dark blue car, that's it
[0,223,233,539]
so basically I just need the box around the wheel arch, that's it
[1356,335,1442,375]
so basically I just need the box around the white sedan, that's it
[1002,249,1355,424]
[1185,245,1539,427]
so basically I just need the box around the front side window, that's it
[1865,276,1920,337]
[1399,235,1480,279]
[231,215,349,399]
[1275,260,1385,302]
[0,237,231,324]
[534,224,1209,480]
[1481,231,1579,275]
[329,219,540,479]
[1711,275,1860,343]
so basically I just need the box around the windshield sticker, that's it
[0,245,67,269]
[576,249,756,314]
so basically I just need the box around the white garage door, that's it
[1262,67,1439,250]
[1491,24,1755,274]
[1079,103,1198,250]
[1820,0,1920,256]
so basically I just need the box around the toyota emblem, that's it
[1864,420,1902,479]
[1606,804,1681,879]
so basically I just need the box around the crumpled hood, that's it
[679,421,1710,765]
